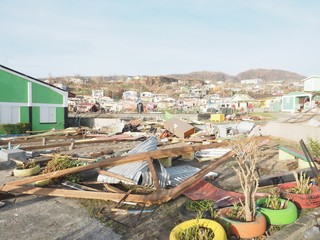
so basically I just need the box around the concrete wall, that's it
[260,122,320,142]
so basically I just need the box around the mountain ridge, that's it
[165,68,306,83]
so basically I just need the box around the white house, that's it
[303,76,320,92]
[92,90,104,98]
[240,79,262,85]
[153,94,169,103]
[140,92,153,102]
[122,90,138,101]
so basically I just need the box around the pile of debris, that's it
[0,114,266,218]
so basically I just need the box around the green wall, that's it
[32,83,63,104]
[282,96,294,110]
[20,106,29,122]
[31,107,65,131]
[0,70,28,102]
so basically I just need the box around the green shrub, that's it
[0,122,30,134]
[43,155,82,183]
[307,137,320,158]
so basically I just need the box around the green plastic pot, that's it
[256,198,298,225]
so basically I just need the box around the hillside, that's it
[235,69,306,82]
[167,71,235,82]
[166,69,306,83]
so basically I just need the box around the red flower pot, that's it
[218,207,267,239]
[278,182,320,209]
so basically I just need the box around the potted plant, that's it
[179,199,215,221]
[13,160,41,177]
[279,171,320,209]
[218,137,267,239]
[170,218,227,240]
[256,189,298,225]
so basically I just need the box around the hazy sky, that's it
[1,0,319,78]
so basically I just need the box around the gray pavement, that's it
[0,168,121,240]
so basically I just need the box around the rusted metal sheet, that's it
[183,179,244,205]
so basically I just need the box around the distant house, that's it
[140,92,153,102]
[206,97,232,112]
[153,94,169,103]
[254,95,281,112]
[92,90,104,98]
[281,91,312,113]
[231,94,256,112]
[303,76,320,92]
[240,79,262,85]
[0,65,69,132]
[189,88,207,98]
[122,91,138,101]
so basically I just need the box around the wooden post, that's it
[147,157,161,191]
[69,139,75,150]
[42,138,47,146]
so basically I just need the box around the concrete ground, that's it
[0,167,121,240]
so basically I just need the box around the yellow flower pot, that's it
[170,219,227,240]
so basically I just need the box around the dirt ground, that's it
[0,113,315,240]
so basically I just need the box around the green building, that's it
[281,91,312,113]
[0,65,69,132]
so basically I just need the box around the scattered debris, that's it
[163,117,195,139]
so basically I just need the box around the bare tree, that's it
[231,137,261,222]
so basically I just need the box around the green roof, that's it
[285,91,309,96]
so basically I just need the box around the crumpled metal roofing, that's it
[97,136,170,187]
[235,121,255,133]
[165,165,218,187]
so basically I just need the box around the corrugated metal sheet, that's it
[236,121,255,133]
[97,136,170,187]
[165,165,218,187]
[195,148,232,159]
[140,161,170,188]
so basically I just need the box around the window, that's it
[40,107,56,123]
[0,106,20,124]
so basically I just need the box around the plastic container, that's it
[210,114,225,122]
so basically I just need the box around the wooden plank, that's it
[0,185,164,205]
[97,169,136,185]
[147,158,161,191]
[20,136,140,150]
[103,183,125,193]
[61,181,100,191]
[0,134,84,145]
[116,189,132,207]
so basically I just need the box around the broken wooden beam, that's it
[147,158,161,191]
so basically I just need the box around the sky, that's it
[0,0,320,78]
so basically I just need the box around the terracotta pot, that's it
[278,182,320,209]
[256,198,298,225]
[170,219,227,240]
[218,207,267,239]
